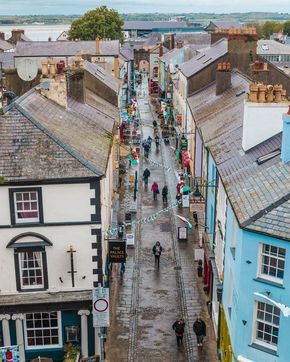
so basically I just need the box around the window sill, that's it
[253,278,285,289]
[19,288,47,293]
[249,343,278,357]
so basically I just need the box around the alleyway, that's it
[106,77,217,362]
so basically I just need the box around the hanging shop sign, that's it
[180,137,188,151]
[182,194,190,208]
[92,287,110,327]
[176,114,182,125]
[108,240,127,263]
[0,345,20,362]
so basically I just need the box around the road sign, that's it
[92,287,109,327]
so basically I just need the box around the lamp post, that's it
[133,170,138,201]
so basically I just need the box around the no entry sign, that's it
[92,287,109,327]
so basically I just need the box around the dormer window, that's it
[9,188,43,225]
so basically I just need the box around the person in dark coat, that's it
[152,241,162,267]
[172,318,186,347]
[193,316,206,346]
[144,143,150,158]
[162,185,168,203]
[143,168,151,186]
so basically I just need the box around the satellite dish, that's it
[16,58,38,81]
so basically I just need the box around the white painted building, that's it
[0,78,116,361]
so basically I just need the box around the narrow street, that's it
[106,77,217,362]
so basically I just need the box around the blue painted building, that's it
[188,70,290,361]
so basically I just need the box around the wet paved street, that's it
[106,78,217,362]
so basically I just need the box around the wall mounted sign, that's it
[178,227,188,241]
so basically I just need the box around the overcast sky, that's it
[0,0,290,15]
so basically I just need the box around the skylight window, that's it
[256,149,281,165]
[261,44,269,51]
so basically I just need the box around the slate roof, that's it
[180,39,228,78]
[0,89,113,182]
[123,21,188,31]
[0,52,14,69]
[187,71,290,240]
[175,32,211,46]
[15,40,120,57]
[205,21,244,30]
[85,89,119,120]
[160,47,184,63]
[68,97,116,133]
[0,39,14,51]
[84,60,120,94]
[257,39,290,55]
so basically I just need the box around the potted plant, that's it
[64,343,80,362]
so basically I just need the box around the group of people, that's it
[142,134,161,158]
[143,168,168,202]
[172,317,207,348]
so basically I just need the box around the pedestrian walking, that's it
[152,241,162,267]
[147,136,152,150]
[153,120,157,128]
[144,143,150,158]
[162,185,168,203]
[120,262,126,274]
[155,134,160,149]
[172,318,186,347]
[143,168,151,187]
[193,316,206,347]
[151,182,159,200]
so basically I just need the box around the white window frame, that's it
[14,191,40,223]
[24,311,62,350]
[257,243,286,284]
[19,251,44,290]
[252,301,280,351]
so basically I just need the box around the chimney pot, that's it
[248,83,259,102]
[258,83,267,103]
[96,37,100,54]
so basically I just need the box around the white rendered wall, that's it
[0,182,100,294]
[100,153,113,265]
[0,224,98,293]
[0,183,95,225]
[242,101,288,151]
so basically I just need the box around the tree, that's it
[283,21,290,36]
[262,21,283,38]
[68,6,124,43]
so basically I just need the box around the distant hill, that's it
[0,12,289,26]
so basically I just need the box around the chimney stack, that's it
[159,43,164,57]
[170,33,175,50]
[114,55,119,79]
[96,37,100,54]
[281,106,290,164]
[248,83,286,104]
[66,56,85,103]
[39,59,67,108]
[11,29,24,43]
[176,40,184,49]
[216,62,231,96]
[243,84,289,151]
